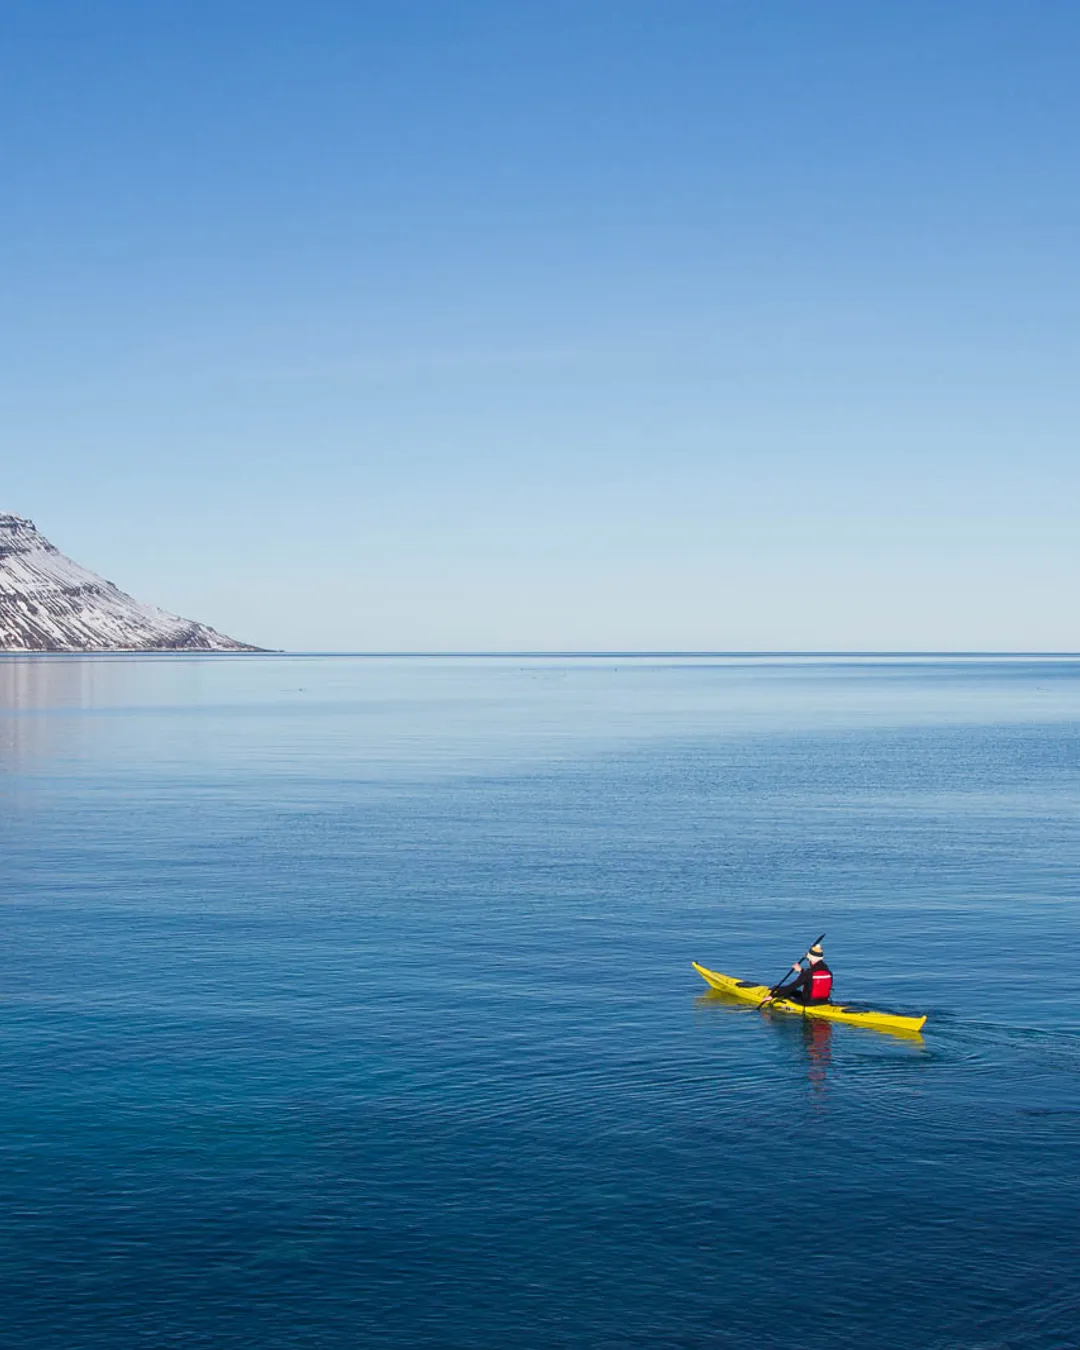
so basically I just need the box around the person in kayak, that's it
[763,943,833,1006]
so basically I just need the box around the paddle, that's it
[760,933,825,1007]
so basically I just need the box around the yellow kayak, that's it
[692,962,927,1037]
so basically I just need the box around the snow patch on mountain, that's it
[0,514,262,651]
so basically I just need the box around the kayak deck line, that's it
[692,962,927,1037]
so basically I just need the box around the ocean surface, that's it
[2,654,1079,1350]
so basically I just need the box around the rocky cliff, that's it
[0,514,261,651]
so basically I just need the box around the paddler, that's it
[762,943,833,1006]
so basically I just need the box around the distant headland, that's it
[0,513,262,652]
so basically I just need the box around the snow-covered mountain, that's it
[0,513,261,651]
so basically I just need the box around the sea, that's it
[2,654,1078,1350]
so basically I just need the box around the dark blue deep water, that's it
[2,655,1079,1349]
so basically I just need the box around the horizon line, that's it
[4,649,1080,660]
[272,649,1080,658]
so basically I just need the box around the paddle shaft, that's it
[768,932,825,997]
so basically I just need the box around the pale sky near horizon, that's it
[3,1,1078,651]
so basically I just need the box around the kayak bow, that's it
[692,962,926,1037]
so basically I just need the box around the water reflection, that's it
[696,989,833,1098]
[0,654,212,714]
[697,988,924,1104]
[763,1012,834,1099]
[0,657,122,773]
[0,655,227,774]
[803,1016,832,1094]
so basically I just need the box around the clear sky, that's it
[3,1,1078,650]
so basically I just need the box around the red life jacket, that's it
[809,964,833,1002]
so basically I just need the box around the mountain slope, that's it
[0,514,261,651]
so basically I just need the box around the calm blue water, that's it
[2,655,1079,1349]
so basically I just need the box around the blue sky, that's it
[3,1,1078,650]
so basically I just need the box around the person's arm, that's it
[772,960,805,995]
